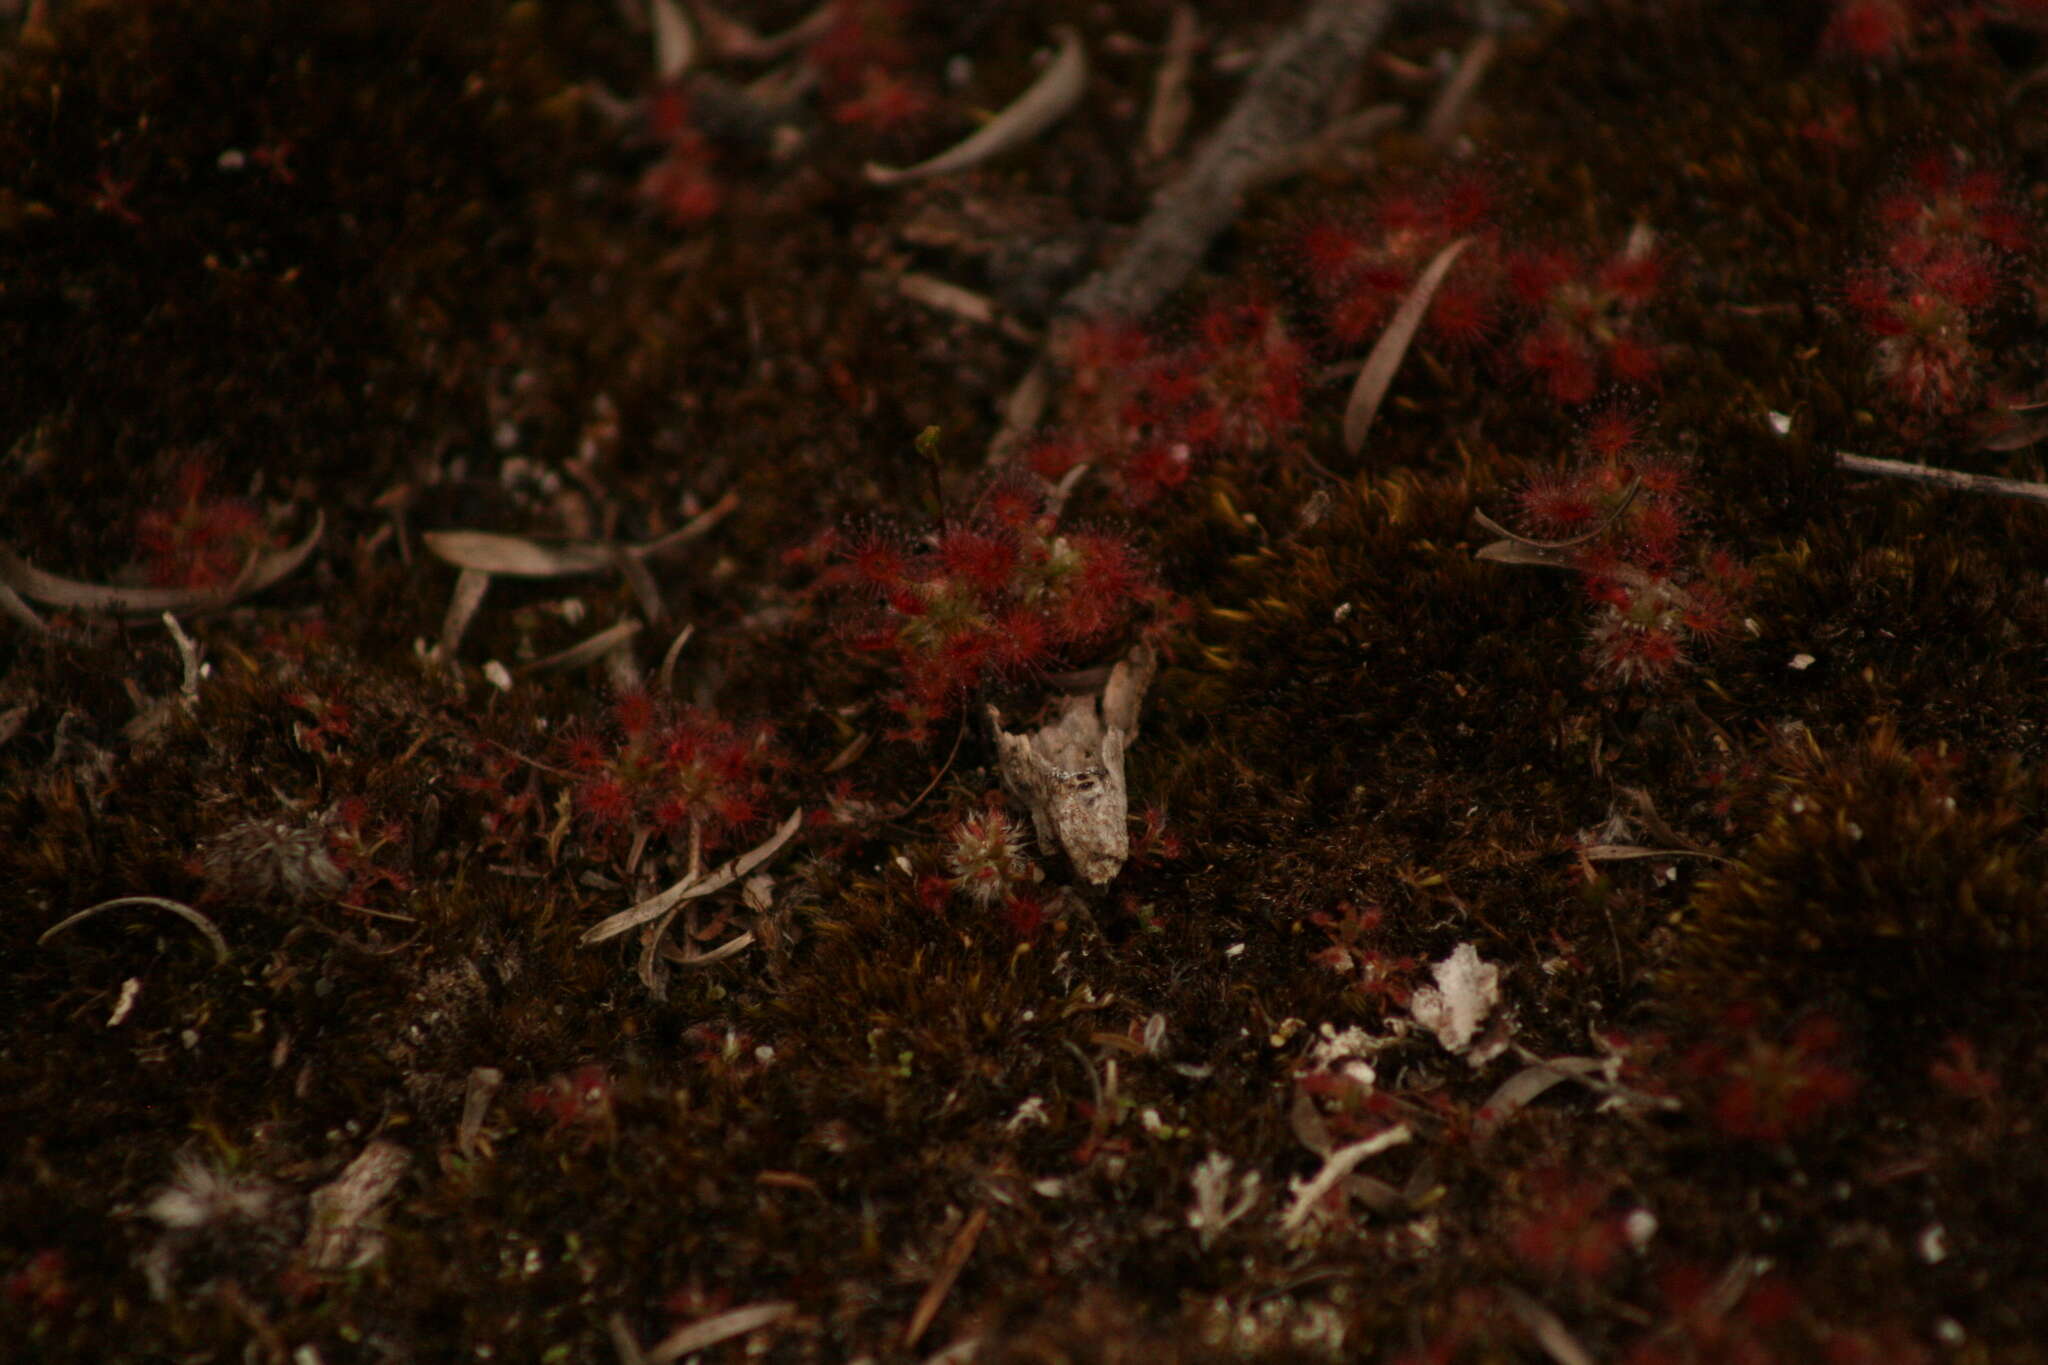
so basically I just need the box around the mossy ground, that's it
[4,0,2048,1360]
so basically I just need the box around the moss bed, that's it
[5,0,2048,1360]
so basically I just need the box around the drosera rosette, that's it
[555,690,782,869]
[135,459,281,590]
[1021,291,1311,509]
[1477,410,1748,690]
[821,483,1178,744]
[1503,227,1666,405]
[1287,170,1507,355]
[1840,148,2032,423]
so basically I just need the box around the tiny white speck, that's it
[1936,1319,1966,1345]
[1918,1223,1949,1264]
[218,149,247,171]
[1333,602,1353,623]
[1225,942,1246,958]
[1790,653,1815,671]
[1767,411,1792,435]
[483,661,513,691]
[1625,1208,1657,1251]
[108,977,141,1028]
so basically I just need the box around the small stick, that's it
[902,1207,990,1351]
[1834,450,2048,507]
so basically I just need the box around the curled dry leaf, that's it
[0,509,324,615]
[1343,236,1472,458]
[41,895,231,964]
[518,618,645,675]
[865,27,1087,186]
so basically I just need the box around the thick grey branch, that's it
[1056,0,1405,327]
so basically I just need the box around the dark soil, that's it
[4,1,2046,1361]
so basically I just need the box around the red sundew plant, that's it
[1292,173,1506,352]
[523,1064,616,1148]
[1623,1265,1806,1365]
[1506,237,1665,404]
[1821,0,2048,61]
[1927,1032,2001,1103]
[1843,150,2027,416]
[136,462,277,589]
[1508,417,1747,688]
[3,1250,76,1319]
[1025,297,1308,509]
[557,695,779,853]
[1157,295,1310,454]
[1507,1169,1628,1282]
[1682,1011,1861,1143]
[326,797,413,903]
[830,65,935,134]
[826,491,1174,742]
[639,87,722,226]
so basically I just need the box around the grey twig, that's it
[1054,0,1406,329]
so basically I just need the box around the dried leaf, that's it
[1473,1057,1606,1141]
[657,622,695,694]
[1473,537,1578,570]
[649,0,695,79]
[520,619,645,675]
[422,530,612,577]
[439,567,492,663]
[0,510,323,614]
[1142,6,1199,162]
[1344,236,1472,457]
[902,1208,989,1350]
[660,929,756,966]
[1421,31,1497,147]
[41,895,230,964]
[1500,1286,1599,1365]
[646,1302,795,1365]
[866,27,1087,185]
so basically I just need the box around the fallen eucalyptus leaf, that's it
[0,510,323,614]
[41,895,230,964]
[519,618,645,674]
[421,530,612,578]
[866,27,1087,185]
[1344,236,1472,458]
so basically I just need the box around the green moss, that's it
[1667,725,2048,1039]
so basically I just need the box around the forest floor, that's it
[4,0,2048,1361]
